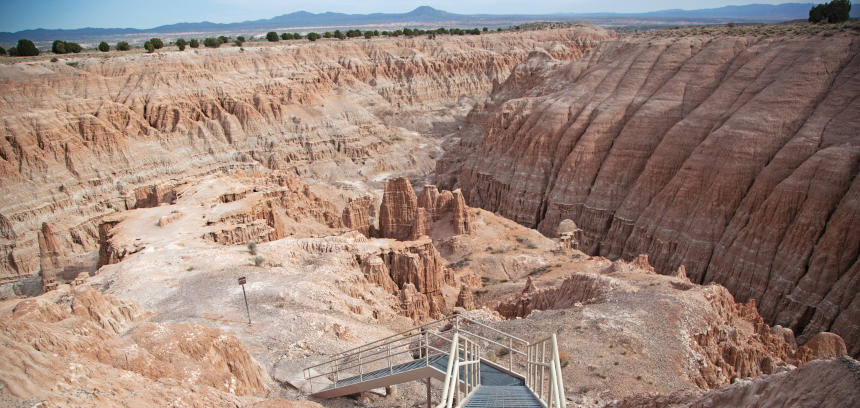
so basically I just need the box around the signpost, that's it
[238,276,251,325]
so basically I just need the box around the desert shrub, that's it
[280,32,290,40]
[236,36,245,42]
[496,347,510,357]
[346,29,362,38]
[292,32,300,39]
[144,41,155,53]
[323,31,333,38]
[266,31,279,41]
[203,37,220,48]
[233,39,243,46]
[364,31,373,39]
[307,32,321,41]
[334,30,345,39]
[253,256,265,266]
[149,38,164,49]
[52,40,67,54]
[50,57,58,62]
[98,41,109,52]
[218,35,229,44]
[0,46,5,55]
[64,42,82,53]
[175,38,187,50]
[559,351,570,368]
[12,39,38,56]
[116,41,130,51]
[189,38,199,48]
[247,241,257,254]
[810,0,852,23]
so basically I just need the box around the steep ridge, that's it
[437,29,860,355]
[0,27,608,288]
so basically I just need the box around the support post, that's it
[241,283,251,325]
[427,377,432,408]
[509,337,513,371]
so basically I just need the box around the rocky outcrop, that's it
[341,196,376,237]
[794,332,848,364]
[0,27,608,290]
[438,31,860,355]
[455,285,475,310]
[378,178,419,241]
[382,239,454,318]
[203,174,340,245]
[497,273,614,318]
[607,357,860,408]
[378,177,474,241]
[359,238,455,321]
[0,286,270,405]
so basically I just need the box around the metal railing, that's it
[303,314,566,407]
[526,333,566,408]
[303,314,528,394]
[437,333,481,408]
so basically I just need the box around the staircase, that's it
[303,314,566,408]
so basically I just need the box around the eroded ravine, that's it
[0,26,609,292]
[437,30,860,356]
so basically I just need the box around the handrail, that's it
[304,313,530,393]
[302,313,564,405]
[526,333,566,408]
[437,333,480,408]
[306,314,527,372]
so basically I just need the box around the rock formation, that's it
[438,30,860,355]
[378,178,419,240]
[0,26,608,294]
[455,285,476,310]
[341,196,376,237]
[376,177,474,241]
[497,273,614,318]
[606,357,860,408]
[357,237,455,321]
[0,285,271,406]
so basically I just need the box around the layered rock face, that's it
[607,357,860,408]
[0,285,270,406]
[0,27,608,289]
[438,32,860,355]
[361,238,455,321]
[97,172,341,267]
[341,196,376,237]
[376,177,474,241]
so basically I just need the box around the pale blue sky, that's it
[0,1,797,32]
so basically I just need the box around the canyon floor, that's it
[1,23,859,408]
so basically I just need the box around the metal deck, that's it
[464,385,543,408]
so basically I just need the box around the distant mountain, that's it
[2,4,856,46]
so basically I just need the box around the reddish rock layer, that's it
[376,177,474,241]
[0,27,608,287]
[438,33,860,355]
[0,285,270,405]
[341,196,376,237]
[359,238,455,321]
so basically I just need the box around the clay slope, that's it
[0,284,282,407]
[437,29,860,356]
[0,27,609,287]
[607,357,860,408]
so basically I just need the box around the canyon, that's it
[438,25,860,357]
[0,26,608,292]
[1,21,858,408]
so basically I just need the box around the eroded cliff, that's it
[438,28,860,355]
[0,27,608,288]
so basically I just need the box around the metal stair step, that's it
[464,385,543,408]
